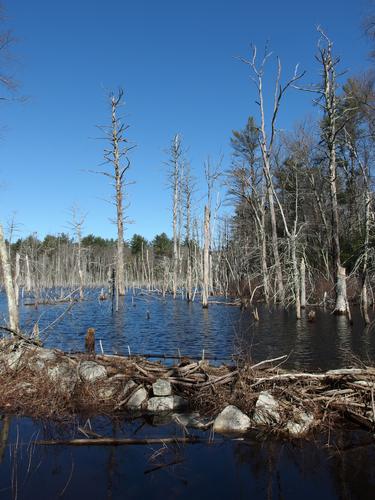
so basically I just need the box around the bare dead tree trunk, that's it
[167,134,183,299]
[291,235,301,319]
[183,162,194,302]
[361,178,371,325]
[70,206,86,300]
[260,195,270,304]
[300,257,306,309]
[345,133,371,324]
[0,223,19,333]
[14,252,20,306]
[112,97,126,297]
[243,47,304,303]
[202,204,210,308]
[25,254,32,292]
[201,158,220,308]
[94,89,132,298]
[317,30,347,315]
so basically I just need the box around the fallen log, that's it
[35,436,207,446]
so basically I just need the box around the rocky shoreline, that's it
[1,340,374,438]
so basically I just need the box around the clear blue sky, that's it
[0,0,372,242]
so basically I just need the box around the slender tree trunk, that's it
[330,145,347,314]
[202,205,210,308]
[318,33,347,314]
[266,178,284,303]
[25,254,32,292]
[291,235,301,319]
[335,264,348,314]
[14,252,20,306]
[0,223,19,333]
[300,257,306,309]
[111,98,126,296]
[260,196,270,304]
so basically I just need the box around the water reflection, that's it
[0,291,375,370]
[0,417,374,499]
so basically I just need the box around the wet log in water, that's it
[35,436,205,446]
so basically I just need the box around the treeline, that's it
[2,231,178,292]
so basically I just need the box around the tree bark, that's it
[0,223,19,333]
[202,205,210,308]
[300,258,306,309]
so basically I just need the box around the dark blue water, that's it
[0,416,374,499]
[1,290,375,370]
[1,289,375,499]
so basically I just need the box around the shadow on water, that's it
[1,290,375,498]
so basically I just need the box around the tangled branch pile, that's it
[0,340,374,436]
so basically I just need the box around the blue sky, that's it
[0,0,372,242]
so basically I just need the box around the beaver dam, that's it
[1,339,375,439]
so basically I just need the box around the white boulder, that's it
[79,361,107,382]
[213,405,251,433]
[152,379,172,396]
[127,386,148,409]
[253,391,281,425]
[286,410,315,437]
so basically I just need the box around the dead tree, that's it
[315,30,348,314]
[345,133,372,324]
[243,46,304,304]
[167,134,183,299]
[202,158,220,308]
[94,89,133,298]
[0,222,19,333]
[69,206,86,300]
[300,257,306,309]
[183,161,195,302]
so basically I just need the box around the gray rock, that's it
[5,345,58,371]
[147,395,187,412]
[79,361,107,382]
[123,380,137,396]
[127,386,148,409]
[213,405,251,433]
[253,391,281,425]
[47,362,78,394]
[32,347,57,362]
[5,349,25,370]
[32,349,58,370]
[152,379,172,396]
[286,410,315,437]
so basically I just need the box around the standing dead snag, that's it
[243,46,304,304]
[166,134,183,299]
[69,206,86,301]
[315,29,348,315]
[202,158,220,308]
[85,327,95,355]
[93,89,133,301]
[0,222,19,333]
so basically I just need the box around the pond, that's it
[1,290,375,499]
[1,289,375,371]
